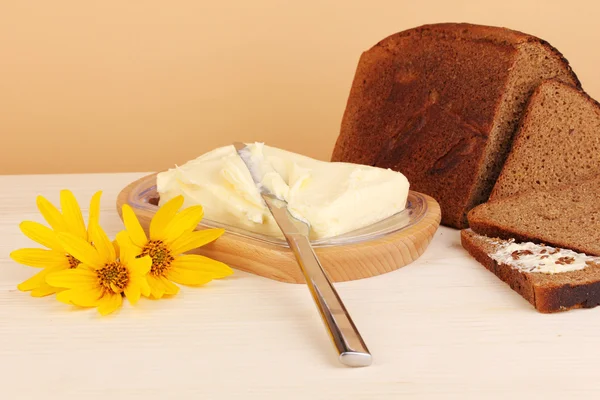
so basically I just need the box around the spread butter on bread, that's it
[462,229,600,313]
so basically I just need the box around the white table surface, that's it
[1,172,599,399]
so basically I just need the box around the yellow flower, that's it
[118,195,232,299]
[10,190,102,297]
[46,224,152,316]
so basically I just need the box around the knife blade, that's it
[233,142,372,368]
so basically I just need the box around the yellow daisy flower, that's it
[118,195,233,299]
[46,224,151,316]
[10,190,102,297]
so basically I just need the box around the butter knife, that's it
[233,142,372,368]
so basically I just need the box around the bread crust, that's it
[332,23,579,229]
[461,229,600,313]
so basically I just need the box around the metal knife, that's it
[233,142,372,368]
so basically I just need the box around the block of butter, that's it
[156,143,409,240]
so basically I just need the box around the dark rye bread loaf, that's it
[461,229,600,313]
[331,23,580,229]
[490,79,600,201]
[468,175,600,256]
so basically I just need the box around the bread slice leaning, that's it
[468,175,600,256]
[332,23,580,229]
[461,229,600,313]
[491,79,600,201]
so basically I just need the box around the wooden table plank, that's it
[1,173,600,399]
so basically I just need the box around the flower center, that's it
[139,240,175,276]
[66,254,81,269]
[140,240,174,276]
[97,262,130,294]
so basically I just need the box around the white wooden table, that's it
[1,173,599,399]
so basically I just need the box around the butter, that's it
[489,239,600,274]
[156,143,410,240]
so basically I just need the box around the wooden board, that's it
[116,174,441,283]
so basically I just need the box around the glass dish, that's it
[126,174,428,248]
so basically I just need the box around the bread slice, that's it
[490,79,600,201]
[331,23,580,229]
[468,175,600,256]
[461,229,600,313]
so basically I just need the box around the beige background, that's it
[2,0,599,175]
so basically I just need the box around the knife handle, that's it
[286,234,372,367]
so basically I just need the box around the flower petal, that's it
[55,290,75,305]
[57,288,103,307]
[115,231,142,264]
[122,204,148,248]
[77,264,97,272]
[60,190,87,238]
[146,275,166,299]
[171,254,233,278]
[149,195,184,240]
[167,267,214,286]
[31,284,60,297]
[57,232,104,268]
[160,276,180,295]
[136,274,151,297]
[161,206,204,244]
[113,239,120,259]
[169,228,225,255]
[98,293,123,315]
[124,281,141,305]
[17,265,65,292]
[36,195,68,232]
[87,191,102,239]
[17,269,48,292]
[46,268,97,289]
[19,221,63,251]
[10,248,68,268]
[130,256,152,276]
[88,223,116,263]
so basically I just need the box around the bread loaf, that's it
[331,23,580,228]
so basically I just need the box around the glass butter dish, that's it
[125,173,429,248]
